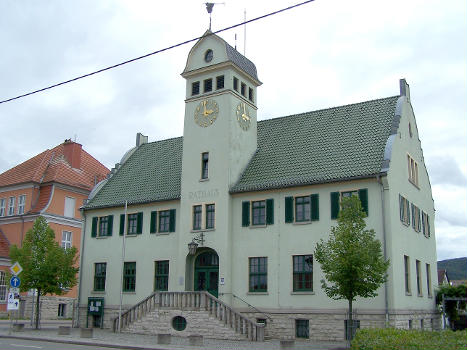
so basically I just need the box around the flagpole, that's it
[118,200,128,332]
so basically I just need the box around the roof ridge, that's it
[258,95,399,125]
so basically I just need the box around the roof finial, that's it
[205,2,225,30]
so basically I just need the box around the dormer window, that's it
[192,81,200,96]
[241,83,246,97]
[216,75,224,90]
[233,77,239,91]
[204,79,212,93]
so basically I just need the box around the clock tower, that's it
[177,31,261,299]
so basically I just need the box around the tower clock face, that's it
[194,99,219,127]
[236,102,251,131]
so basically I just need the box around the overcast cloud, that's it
[0,0,465,260]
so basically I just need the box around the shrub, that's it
[351,328,467,350]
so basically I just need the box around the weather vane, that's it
[205,2,225,30]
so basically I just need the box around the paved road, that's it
[0,337,126,350]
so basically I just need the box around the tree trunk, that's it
[348,298,353,341]
[35,289,41,329]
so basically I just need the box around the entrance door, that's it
[194,251,219,297]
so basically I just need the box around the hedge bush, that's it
[351,328,467,350]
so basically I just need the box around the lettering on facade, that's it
[188,189,219,201]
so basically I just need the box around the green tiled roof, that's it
[231,96,399,193]
[85,96,399,209]
[84,137,183,209]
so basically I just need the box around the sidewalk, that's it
[0,320,348,350]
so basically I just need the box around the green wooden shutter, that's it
[285,197,294,223]
[331,192,340,219]
[169,209,176,232]
[266,199,274,225]
[136,212,143,234]
[119,214,125,235]
[358,188,368,216]
[150,211,157,234]
[311,194,319,221]
[242,201,250,227]
[107,215,113,236]
[91,217,98,237]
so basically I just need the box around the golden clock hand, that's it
[203,101,207,116]
[205,109,213,115]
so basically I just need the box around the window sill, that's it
[125,234,138,238]
[408,179,420,189]
[155,232,170,236]
[293,221,312,226]
[96,236,109,239]
[401,221,410,227]
[199,178,209,182]
[92,291,106,294]
[428,294,433,299]
[122,291,136,294]
[291,291,315,295]
[247,292,268,295]
[418,294,423,298]
[405,292,412,296]
[249,224,267,229]
[191,228,215,233]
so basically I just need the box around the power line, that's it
[0,0,315,105]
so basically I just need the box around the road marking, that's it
[10,344,43,349]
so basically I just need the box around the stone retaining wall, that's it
[22,295,75,320]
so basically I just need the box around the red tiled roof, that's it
[30,184,53,213]
[0,141,109,191]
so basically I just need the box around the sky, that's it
[0,0,465,260]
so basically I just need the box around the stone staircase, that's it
[113,291,264,341]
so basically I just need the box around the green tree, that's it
[436,284,467,329]
[9,217,79,329]
[315,195,389,340]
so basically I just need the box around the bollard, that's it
[80,327,93,338]
[58,326,71,335]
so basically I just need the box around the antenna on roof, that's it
[205,2,225,30]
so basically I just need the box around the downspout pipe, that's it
[76,208,87,328]
[377,174,390,326]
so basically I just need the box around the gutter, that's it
[376,174,390,326]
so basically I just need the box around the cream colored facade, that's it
[78,32,438,340]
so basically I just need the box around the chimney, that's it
[63,139,82,169]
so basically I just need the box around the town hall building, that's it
[78,31,438,341]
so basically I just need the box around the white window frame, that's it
[411,203,421,232]
[17,195,26,215]
[399,195,410,226]
[0,198,5,217]
[61,230,72,249]
[0,271,6,302]
[422,212,431,238]
[404,255,411,295]
[416,259,422,296]
[64,196,76,218]
[7,197,15,216]
[426,263,432,297]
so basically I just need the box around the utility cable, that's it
[0,0,315,105]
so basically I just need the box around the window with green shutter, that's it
[243,199,274,227]
[159,210,170,233]
[285,195,319,223]
[331,189,368,219]
[92,215,113,237]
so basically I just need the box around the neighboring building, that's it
[78,31,438,340]
[0,140,109,318]
[438,269,451,286]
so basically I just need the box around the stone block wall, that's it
[23,295,75,320]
